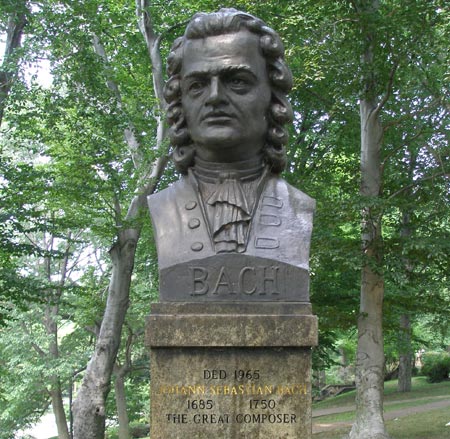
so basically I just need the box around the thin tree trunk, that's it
[397,313,412,392]
[47,315,70,439]
[0,8,27,127]
[51,384,71,439]
[44,234,71,439]
[115,372,131,439]
[69,378,74,439]
[114,329,134,439]
[397,152,415,393]
[349,2,390,433]
[397,217,413,393]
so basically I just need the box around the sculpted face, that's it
[181,30,271,163]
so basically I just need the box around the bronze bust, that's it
[148,9,315,301]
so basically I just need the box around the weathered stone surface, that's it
[150,302,313,315]
[147,304,317,438]
[150,347,312,439]
[146,303,318,347]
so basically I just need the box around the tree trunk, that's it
[51,384,71,439]
[44,236,71,439]
[47,316,70,439]
[397,313,412,392]
[349,1,393,436]
[69,378,74,439]
[73,228,139,439]
[397,157,415,393]
[115,372,131,439]
[350,244,388,439]
[397,221,413,393]
[72,5,169,437]
[349,67,390,439]
[113,329,134,439]
[0,8,27,127]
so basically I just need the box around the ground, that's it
[313,396,450,434]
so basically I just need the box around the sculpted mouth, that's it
[202,111,234,122]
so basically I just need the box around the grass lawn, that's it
[313,377,450,438]
[313,428,350,439]
[316,394,450,423]
[313,407,450,438]
[314,376,450,410]
[387,407,450,439]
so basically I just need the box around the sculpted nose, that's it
[205,77,225,105]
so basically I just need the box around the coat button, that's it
[188,218,200,229]
[185,201,197,210]
[191,242,203,252]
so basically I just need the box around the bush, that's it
[106,423,149,439]
[421,352,450,383]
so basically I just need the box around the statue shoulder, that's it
[147,177,193,215]
[265,175,316,213]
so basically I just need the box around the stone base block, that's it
[146,303,317,439]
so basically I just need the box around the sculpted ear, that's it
[164,77,181,104]
[173,145,195,174]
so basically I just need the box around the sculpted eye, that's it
[190,82,203,91]
[230,77,246,86]
[186,79,206,95]
[226,73,253,93]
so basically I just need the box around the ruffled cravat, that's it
[206,171,251,252]
[193,156,266,253]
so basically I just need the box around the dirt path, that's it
[313,396,450,433]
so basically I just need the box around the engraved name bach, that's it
[190,265,285,296]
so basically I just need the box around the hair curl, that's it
[164,8,293,174]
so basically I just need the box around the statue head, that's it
[164,8,293,174]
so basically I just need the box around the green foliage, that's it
[0,0,449,436]
[421,352,450,383]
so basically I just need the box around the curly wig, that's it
[164,8,293,174]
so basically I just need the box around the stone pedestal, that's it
[146,303,317,439]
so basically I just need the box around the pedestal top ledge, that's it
[146,302,318,348]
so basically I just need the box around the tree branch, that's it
[383,97,441,130]
[21,322,46,357]
[373,60,399,118]
[387,172,449,200]
[135,0,166,111]
[380,126,426,176]
[135,0,172,189]
[92,34,144,170]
